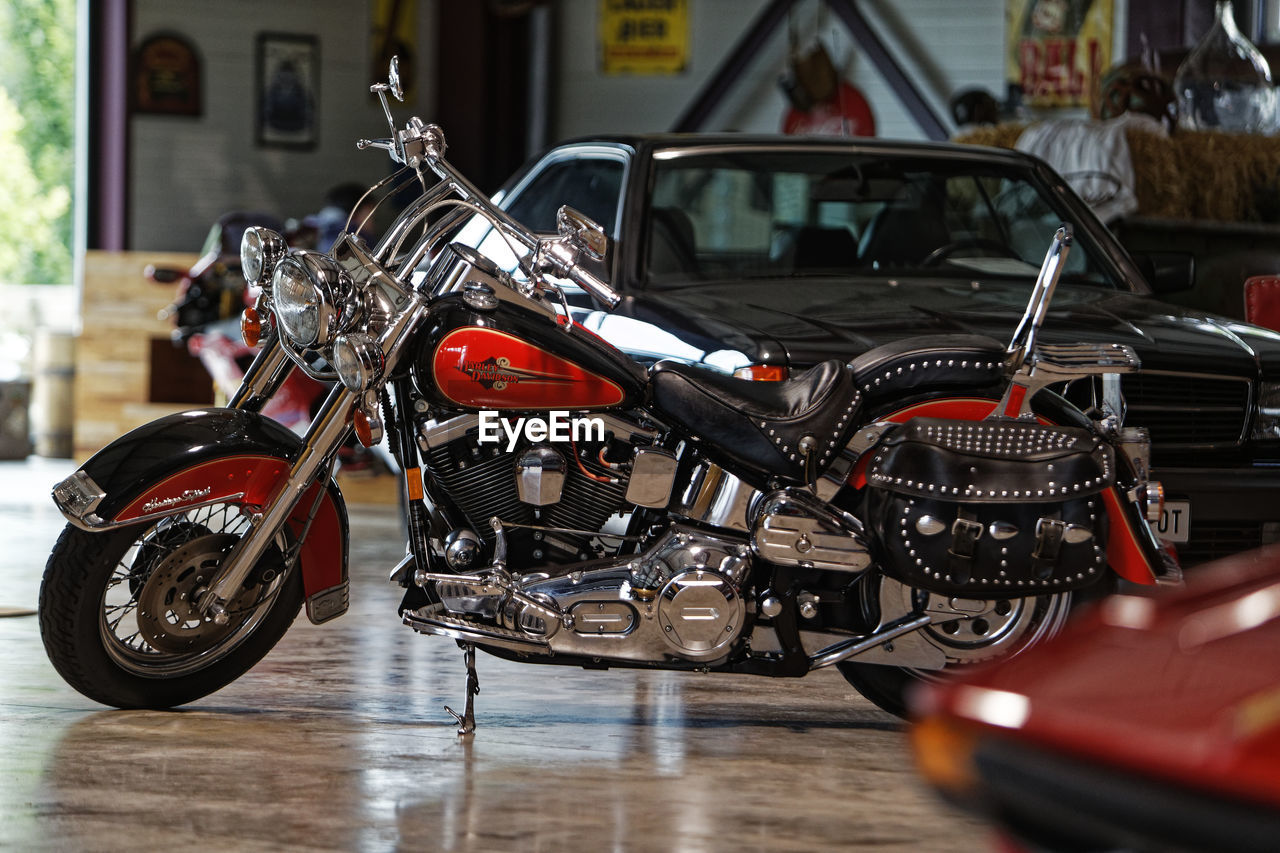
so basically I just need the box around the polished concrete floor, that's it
[1,457,988,852]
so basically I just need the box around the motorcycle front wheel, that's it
[39,501,303,709]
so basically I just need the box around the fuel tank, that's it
[415,247,646,411]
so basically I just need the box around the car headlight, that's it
[272,251,353,348]
[241,226,287,288]
[1252,381,1280,440]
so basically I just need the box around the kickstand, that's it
[444,643,480,735]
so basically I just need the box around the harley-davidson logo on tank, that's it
[433,328,625,409]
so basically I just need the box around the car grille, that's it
[1123,370,1251,448]
[1177,523,1266,566]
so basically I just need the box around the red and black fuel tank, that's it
[414,293,648,411]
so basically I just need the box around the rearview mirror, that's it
[145,265,184,284]
[388,56,404,102]
[556,206,608,262]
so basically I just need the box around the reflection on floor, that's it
[0,458,987,852]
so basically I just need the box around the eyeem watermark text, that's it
[477,411,605,452]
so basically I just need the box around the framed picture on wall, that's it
[256,33,318,148]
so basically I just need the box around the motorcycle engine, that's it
[417,412,655,566]
[512,524,751,663]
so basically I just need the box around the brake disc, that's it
[135,533,257,654]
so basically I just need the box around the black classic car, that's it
[453,135,1280,566]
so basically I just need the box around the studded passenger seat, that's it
[850,334,1007,402]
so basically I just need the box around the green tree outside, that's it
[0,0,75,285]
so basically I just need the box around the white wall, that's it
[553,0,1122,142]
[130,0,438,251]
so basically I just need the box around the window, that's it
[454,152,626,280]
[644,150,1115,287]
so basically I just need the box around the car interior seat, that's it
[648,206,699,281]
[857,185,951,268]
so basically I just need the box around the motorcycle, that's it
[148,213,389,474]
[42,60,1179,726]
[148,211,323,430]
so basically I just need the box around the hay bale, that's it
[955,121,1280,224]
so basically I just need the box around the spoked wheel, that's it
[837,575,1073,718]
[40,502,303,709]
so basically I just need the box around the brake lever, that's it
[356,137,396,153]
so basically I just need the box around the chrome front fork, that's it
[228,334,293,412]
[199,357,356,622]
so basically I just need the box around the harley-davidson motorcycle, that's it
[41,61,1179,726]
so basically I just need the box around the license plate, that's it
[1152,500,1191,544]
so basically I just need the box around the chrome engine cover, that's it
[656,569,744,658]
[506,525,751,663]
[751,488,871,573]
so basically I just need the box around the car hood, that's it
[616,277,1280,377]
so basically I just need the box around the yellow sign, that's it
[371,0,418,101]
[1006,0,1113,108]
[600,0,689,76]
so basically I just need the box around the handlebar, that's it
[366,116,623,311]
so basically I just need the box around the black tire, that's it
[836,662,917,718]
[39,505,303,709]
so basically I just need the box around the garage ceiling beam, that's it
[670,0,949,141]
[824,0,948,140]
[670,0,797,133]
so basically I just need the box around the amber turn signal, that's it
[353,409,384,448]
[909,714,981,796]
[1144,480,1165,523]
[241,307,263,347]
[732,364,789,381]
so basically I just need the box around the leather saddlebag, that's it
[865,417,1113,596]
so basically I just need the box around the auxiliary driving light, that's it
[333,333,384,392]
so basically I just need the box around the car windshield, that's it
[644,150,1117,288]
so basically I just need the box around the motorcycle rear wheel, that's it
[837,585,1072,718]
[39,502,303,709]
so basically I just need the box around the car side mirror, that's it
[557,206,608,262]
[1135,251,1195,295]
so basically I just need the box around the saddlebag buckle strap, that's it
[948,509,982,584]
[1032,516,1065,579]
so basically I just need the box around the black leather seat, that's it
[649,359,863,484]
[647,207,699,280]
[850,334,1007,402]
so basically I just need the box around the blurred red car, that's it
[910,544,1280,853]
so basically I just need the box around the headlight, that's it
[1252,381,1280,440]
[332,332,384,392]
[241,226,287,288]
[272,251,353,348]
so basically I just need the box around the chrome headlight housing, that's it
[332,332,384,392]
[1252,381,1280,440]
[241,226,287,288]
[272,251,354,348]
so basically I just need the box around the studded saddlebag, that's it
[865,418,1113,596]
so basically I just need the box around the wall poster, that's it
[599,0,689,75]
[1006,0,1113,108]
[256,33,318,149]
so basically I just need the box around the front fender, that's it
[52,408,350,624]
